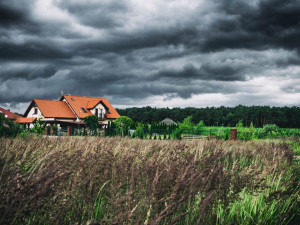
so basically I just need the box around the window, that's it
[34,108,38,114]
[95,109,98,117]
[100,109,103,118]
[81,107,87,113]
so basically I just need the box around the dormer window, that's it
[81,107,87,113]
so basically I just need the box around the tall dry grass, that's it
[0,136,299,224]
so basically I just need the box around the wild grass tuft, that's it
[0,137,299,224]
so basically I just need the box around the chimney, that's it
[7,109,10,112]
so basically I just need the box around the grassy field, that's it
[0,136,299,224]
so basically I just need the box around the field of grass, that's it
[0,136,299,224]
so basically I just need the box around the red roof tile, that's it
[61,95,120,119]
[0,107,22,119]
[34,99,77,118]
[15,117,36,123]
[86,100,101,109]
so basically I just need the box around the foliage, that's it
[178,116,194,133]
[263,124,279,138]
[195,120,205,134]
[236,119,244,128]
[84,115,99,134]
[135,124,144,139]
[30,118,46,135]
[114,116,133,136]
[0,114,20,137]
[0,137,299,224]
[117,105,300,128]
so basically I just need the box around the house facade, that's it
[15,95,120,128]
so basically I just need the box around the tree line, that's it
[116,105,300,128]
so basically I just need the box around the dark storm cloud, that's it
[0,41,71,61]
[0,0,299,111]
[150,62,248,83]
[0,2,25,26]
[0,64,56,81]
[0,1,33,27]
[203,0,300,52]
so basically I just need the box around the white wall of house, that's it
[90,103,106,118]
[27,106,43,118]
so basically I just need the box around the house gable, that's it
[24,99,76,119]
[89,101,108,118]
[24,100,43,118]
[60,95,120,119]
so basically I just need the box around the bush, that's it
[263,124,279,138]
[0,114,20,137]
[171,129,182,139]
[135,125,144,139]
[195,120,206,134]
[114,116,133,136]
[84,115,99,135]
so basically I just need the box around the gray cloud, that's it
[0,63,56,81]
[56,0,128,29]
[0,0,300,113]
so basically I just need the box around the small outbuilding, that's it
[161,118,177,126]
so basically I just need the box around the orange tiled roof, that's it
[0,107,22,119]
[15,117,36,123]
[86,100,101,109]
[61,95,120,119]
[34,99,77,118]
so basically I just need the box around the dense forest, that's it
[117,105,300,128]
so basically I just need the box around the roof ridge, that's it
[34,99,61,102]
[63,94,107,99]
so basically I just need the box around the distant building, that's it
[161,118,177,126]
[15,95,120,128]
[0,107,22,120]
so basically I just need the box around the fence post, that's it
[67,126,72,136]
[230,129,237,140]
[50,126,54,136]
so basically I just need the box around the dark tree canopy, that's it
[117,105,300,128]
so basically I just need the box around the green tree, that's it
[114,116,133,136]
[30,118,46,135]
[0,114,20,137]
[236,119,244,128]
[84,115,99,135]
[135,124,144,139]
[195,120,205,134]
[178,116,194,134]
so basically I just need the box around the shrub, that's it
[114,116,133,136]
[84,115,99,135]
[135,125,144,139]
[236,119,244,128]
[30,118,46,135]
[263,124,279,138]
[195,120,206,134]
[0,114,21,137]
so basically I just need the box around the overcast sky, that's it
[1,0,300,114]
